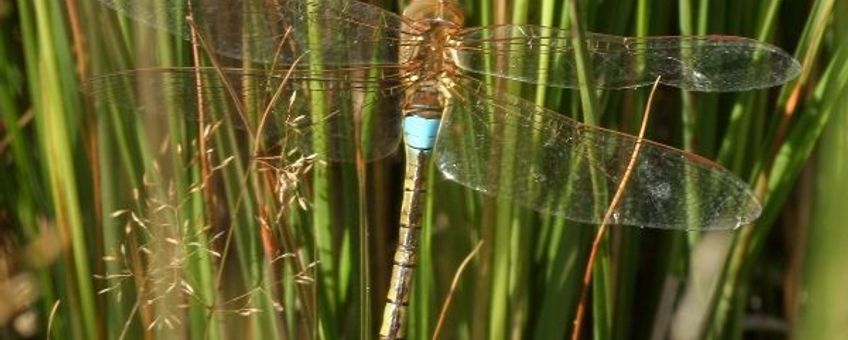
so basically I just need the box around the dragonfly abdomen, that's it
[380,131,435,339]
[402,80,447,150]
[402,116,441,151]
[380,83,445,338]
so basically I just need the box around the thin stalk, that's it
[305,4,339,338]
[21,1,98,338]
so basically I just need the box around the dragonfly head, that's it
[403,0,465,27]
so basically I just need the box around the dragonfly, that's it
[90,0,800,338]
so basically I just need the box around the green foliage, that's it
[0,0,844,339]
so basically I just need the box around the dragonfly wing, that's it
[86,67,402,162]
[434,78,761,229]
[97,0,405,66]
[455,25,800,91]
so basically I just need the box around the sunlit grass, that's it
[0,0,845,339]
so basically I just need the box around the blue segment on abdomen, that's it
[403,116,442,150]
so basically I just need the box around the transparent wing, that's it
[456,25,800,92]
[86,67,403,161]
[96,0,406,66]
[435,78,761,229]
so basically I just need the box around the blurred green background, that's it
[0,0,846,339]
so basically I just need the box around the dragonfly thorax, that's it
[400,3,465,120]
[400,19,462,80]
[400,0,464,82]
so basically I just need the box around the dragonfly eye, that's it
[402,0,465,26]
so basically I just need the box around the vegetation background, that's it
[0,0,846,339]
